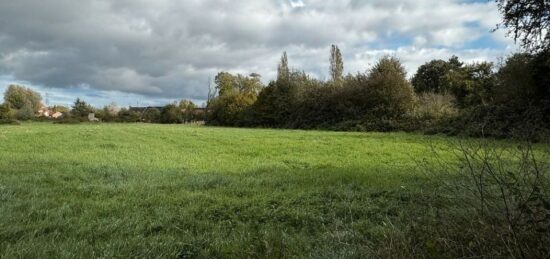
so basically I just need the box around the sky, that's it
[0,0,517,108]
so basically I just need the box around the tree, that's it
[206,72,262,125]
[494,53,536,104]
[142,108,161,123]
[16,105,35,120]
[179,99,197,122]
[3,85,42,112]
[215,72,236,97]
[117,108,140,123]
[277,52,290,82]
[52,105,69,114]
[71,98,94,117]
[329,44,344,83]
[412,56,463,94]
[447,62,495,108]
[160,104,183,124]
[363,56,414,118]
[0,103,11,119]
[495,0,550,51]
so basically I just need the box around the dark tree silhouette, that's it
[495,0,550,51]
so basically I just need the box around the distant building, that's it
[51,112,63,119]
[88,113,99,122]
[37,107,53,117]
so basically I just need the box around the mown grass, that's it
[0,123,533,258]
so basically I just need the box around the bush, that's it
[206,72,261,126]
[0,103,11,119]
[53,117,83,124]
[117,108,140,123]
[413,140,550,257]
[160,104,182,124]
[16,105,35,121]
[433,104,550,140]
[3,85,42,112]
[412,57,462,94]
[142,108,161,123]
[412,93,457,121]
[0,119,21,125]
[362,56,415,119]
[71,98,95,118]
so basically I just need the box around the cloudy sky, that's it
[0,0,516,107]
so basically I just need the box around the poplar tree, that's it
[277,52,290,82]
[329,44,344,83]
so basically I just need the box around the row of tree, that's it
[0,86,203,124]
[205,45,550,139]
[63,98,204,124]
[0,85,44,120]
[203,0,550,139]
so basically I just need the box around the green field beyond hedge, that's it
[0,123,537,258]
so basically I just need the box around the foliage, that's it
[51,105,69,114]
[142,108,161,123]
[0,103,11,119]
[71,98,95,118]
[329,44,344,84]
[16,105,35,121]
[117,108,141,123]
[495,0,550,52]
[447,62,495,108]
[179,99,197,122]
[207,72,262,125]
[53,117,83,124]
[417,140,550,258]
[413,93,458,121]
[412,56,463,94]
[0,118,20,125]
[95,103,119,122]
[363,56,415,118]
[494,53,537,104]
[277,52,290,82]
[160,104,182,124]
[3,85,42,113]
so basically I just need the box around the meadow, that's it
[0,123,545,258]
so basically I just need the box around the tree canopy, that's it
[495,0,550,51]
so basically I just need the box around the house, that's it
[51,112,63,119]
[88,113,99,122]
[37,107,53,117]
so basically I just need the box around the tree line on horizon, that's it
[0,86,204,124]
[204,45,549,140]
[204,0,550,140]
[1,0,548,139]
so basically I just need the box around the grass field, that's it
[0,123,535,257]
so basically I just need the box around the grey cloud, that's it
[0,0,512,102]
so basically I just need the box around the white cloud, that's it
[0,0,517,105]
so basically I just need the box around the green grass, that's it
[0,123,520,257]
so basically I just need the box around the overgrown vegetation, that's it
[203,47,549,140]
[0,123,547,258]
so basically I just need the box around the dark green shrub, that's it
[16,105,35,121]
[71,98,95,118]
[362,56,415,119]
[0,103,11,119]
[0,119,21,125]
[412,56,462,94]
[53,117,82,124]
[117,108,140,123]
[142,108,161,123]
[160,104,182,124]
